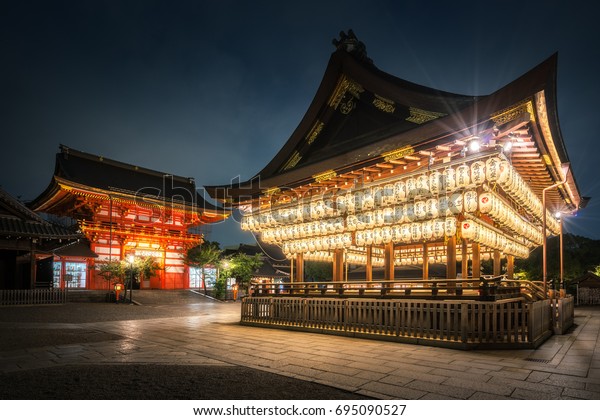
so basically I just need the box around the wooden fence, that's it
[0,289,67,305]
[241,297,555,349]
[550,296,574,334]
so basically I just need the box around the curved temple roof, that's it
[205,32,583,212]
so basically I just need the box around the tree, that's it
[96,260,126,287]
[135,256,162,287]
[184,241,222,295]
[229,252,264,295]
[304,261,332,281]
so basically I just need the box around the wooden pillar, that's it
[333,249,344,282]
[461,239,468,287]
[507,255,514,279]
[472,242,481,279]
[295,253,304,283]
[446,236,456,279]
[384,242,395,280]
[422,243,429,280]
[493,250,501,276]
[366,245,373,282]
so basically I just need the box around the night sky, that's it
[1,1,599,247]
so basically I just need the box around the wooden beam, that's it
[472,242,481,279]
[493,250,501,276]
[366,245,373,282]
[295,253,304,283]
[333,249,344,282]
[422,243,429,280]
[446,236,457,280]
[384,241,395,280]
[507,255,515,279]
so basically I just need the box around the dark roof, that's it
[30,145,224,213]
[205,40,578,205]
[572,272,600,288]
[224,242,288,262]
[0,187,80,240]
[49,240,98,258]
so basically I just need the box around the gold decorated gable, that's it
[263,187,281,196]
[312,169,337,183]
[328,74,364,110]
[406,107,446,124]
[372,94,395,113]
[306,121,325,145]
[491,99,536,125]
[381,146,415,162]
[281,151,302,171]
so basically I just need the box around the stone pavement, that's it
[1,293,600,400]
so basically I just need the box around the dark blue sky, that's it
[1,0,598,246]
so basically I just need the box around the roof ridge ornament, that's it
[332,29,372,64]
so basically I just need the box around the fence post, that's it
[460,303,468,343]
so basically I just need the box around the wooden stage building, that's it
[205,31,585,348]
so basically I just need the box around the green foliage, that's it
[228,252,264,292]
[515,234,600,288]
[304,261,332,281]
[213,277,227,300]
[96,260,126,285]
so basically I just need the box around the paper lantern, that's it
[426,197,439,218]
[362,188,374,210]
[383,207,394,225]
[456,164,471,188]
[416,174,430,195]
[394,205,405,224]
[382,184,395,206]
[406,177,417,198]
[373,186,384,207]
[470,160,486,185]
[422,220,433,240]
[464,190,478,213]
[363,211,375,228]
[486,157,502,182]
[373,228,383,245]
[460,220,475,239]
[404,203,416,222]
[392,225,402,243]
[433,218,445,239]
[439,196,450,216]
[381,226,393,243]
[394,180,407,201]
[479,192,492,213]
[445,217,457,237]
[429,171,443,194]
[414,200,427,219]
[411,222,422,241]
[374,209,385,225]
[443,167,456,191]
[400,224,411,243]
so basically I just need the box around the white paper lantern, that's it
[433,218,445,239]
[439,196,450,216]
[429,171,443,194]
[383,207,394,224]
[416,174,430,196]
[456,164,471,188]
[382,184,395,206]
[373,228,383,245]
[404,203,416,222]
[400,224,411,243]
[479,192,493,213]
[422,220,433,240]
[463,190,478,213]
[394,205,404,224]
[406,177,417,198]
[411,222,422,241]
[445,217,457,237]
[394,180,406,202]
[363,188,374,210]
[460,220,476,239]
[414,200,427,219]
[426,197,439,218]
[443,167,456,191]
[470,160,486,185]
[486,157,502,182]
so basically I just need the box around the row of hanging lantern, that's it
[460,218,529,258]
[478,190,544,245]
[281,233,353,255]
[243,153,556,236]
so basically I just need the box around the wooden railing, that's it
[0,289,67,305]
[250,277,547,302]
[241,296,554,349]
[550,296,574,334]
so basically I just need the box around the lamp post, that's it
[542,163,570,297]
[127,255,134,304]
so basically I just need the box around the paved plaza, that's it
[1,291,600,400]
